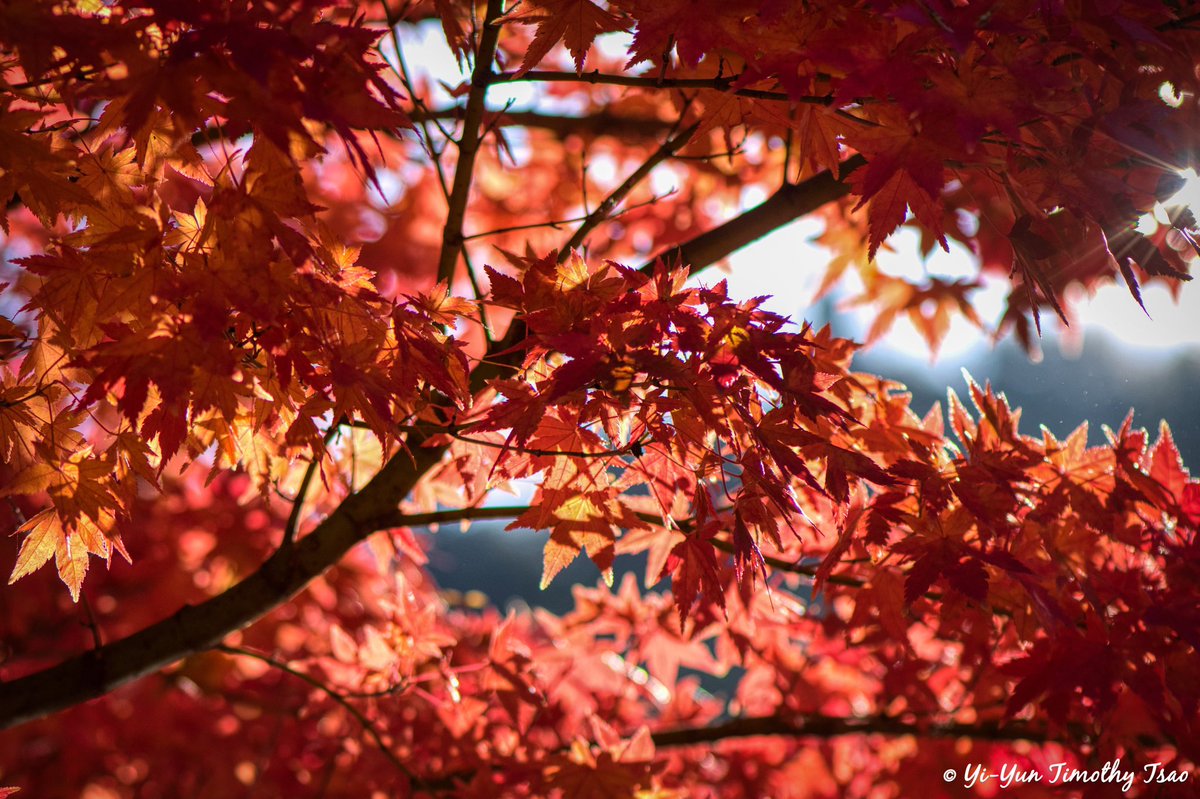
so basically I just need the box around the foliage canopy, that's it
[1,0,1199,796]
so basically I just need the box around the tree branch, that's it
[476,156,865,387]
[0,438,448,730]
[384,506,534,527]
[435,0,505,285]
[492,70,832,105]
[642,154,866,273]
[463,191,671,241]
[281,426,340,549]
[382,8,455,202]
[0,136,865,736]
[650,714,1066,748]
[378,502,868,587]
[412,108,674,140]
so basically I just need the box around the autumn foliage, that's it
[1,0,1199,796]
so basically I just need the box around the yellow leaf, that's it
[556,250,592,291]
[2,462,57,497]
[76,514,112,560]
[56,528,90,602]
[77,144,141,205]
[166,198,211,252]
[52,447,119,525]
[8,508,63,584]
[540,531,581,590]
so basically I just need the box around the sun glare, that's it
[1165,167,1200,212]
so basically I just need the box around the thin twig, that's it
[217,645,425,788]
[79,589,105,650]
[188,108,670,152]
[6,64,105,91]
[339,418,647,459]
[281,427,340,549]
[709,538,865,587]
[559,121,700,260]
[383,506,535,527]
[465,192,673,240]
[381,6,454,201]
[281,457,321,550]
[448,429,648,459]
[459,248,493,339]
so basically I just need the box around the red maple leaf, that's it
[507,0,627,74]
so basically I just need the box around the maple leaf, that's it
[3,1,1200,791]
[531,494,619,588]
[431,0,471,64]
[4,446,120,528]
[0,382,40,463]
[848,569,909,641]
[794,105,843,175]
[544,724,654,799]
[55,527,90,602]
[729,510,766,585]
[7,509,61,587]
[0,106,93,229]
[1148,421,1190,503]
[846,122,947,260]
[848,274,985,356]
[406,281,478,326]
[77,143,141,206]
[900,539,990,604]
[1183,484,1200,527]
[508,0,628,75]
[7,508,94,601]
[471,380,548,446]
[665,523,726,626]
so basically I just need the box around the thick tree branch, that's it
[491,70,830,105]
[412,108,674,140]
[435,0,505,285]
[0,439,447,730]
[0,139,864,736]
[476,156,865,387]
[643,154,866,272]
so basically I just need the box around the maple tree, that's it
[1,0,1199,795]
